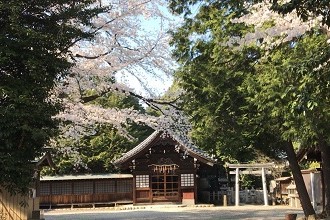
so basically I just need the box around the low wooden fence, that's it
[205,187,267,205]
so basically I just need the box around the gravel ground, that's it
[43,204,304,220]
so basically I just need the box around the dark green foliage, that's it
[248,31,330,144]
[170,2,283,163]
[168,0,330,215]
[0,0,105,194]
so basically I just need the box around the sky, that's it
[115,2,180,98]
[116,69,173,97]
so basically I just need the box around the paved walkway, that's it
[44,204,304,220]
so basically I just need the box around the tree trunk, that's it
[321,164,325,213]
[285,141,315,217]
[318,137,330,216]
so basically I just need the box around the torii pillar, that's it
[261,167,268,206]
[235,168,239,206]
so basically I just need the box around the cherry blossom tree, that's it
[52,0,185,140]
[47,0,194,173]
[229,2,329,48]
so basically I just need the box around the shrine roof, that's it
[113,130,216,167]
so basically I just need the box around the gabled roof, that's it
[32,151,55,169]
[113,130,216,167]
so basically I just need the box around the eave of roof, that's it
[113,130,162,166]
[40,174,133,181]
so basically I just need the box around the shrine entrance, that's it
[151,173,179,202]
[227,163,274,206]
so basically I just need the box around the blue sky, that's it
[115,3,181,98]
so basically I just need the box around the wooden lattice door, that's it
[151,173,179,202]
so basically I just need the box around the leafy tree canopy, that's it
[0,0,106,194]
[168,0,330,27]
[167,0,330,215]
[170,2,284,163]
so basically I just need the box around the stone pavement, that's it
[43,204,304,220]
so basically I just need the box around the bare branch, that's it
[75,48,114,59]
[114,34,140,51]
[80,87,182,111]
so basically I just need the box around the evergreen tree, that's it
[247,30,330,215]
[170,2,282,163]
[167,0,330,216]
[0,0,105,194]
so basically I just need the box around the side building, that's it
[39,174,133,209]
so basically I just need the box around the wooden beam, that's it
[229,170,272,175]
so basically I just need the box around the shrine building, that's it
[113,130,217,205]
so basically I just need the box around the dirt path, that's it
[44,205,304,220]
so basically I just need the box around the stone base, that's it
[182,199,195,205]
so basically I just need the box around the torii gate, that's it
[227,163,274,206]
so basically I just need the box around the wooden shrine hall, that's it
[114,130,217,205]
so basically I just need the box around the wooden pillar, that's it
[132,174,137,204]
[92,180,96,209]
[149,174,152,203]
[262,167,268,206]
[71,181,74,209]
[49,182,52,209]
[235,168,239,206]
[194,171,197,205]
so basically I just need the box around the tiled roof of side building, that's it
[40,174,133,181]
